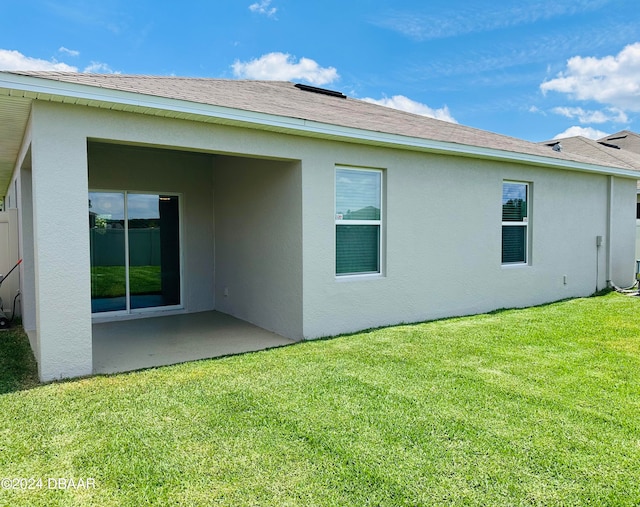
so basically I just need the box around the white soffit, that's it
[0,93,31,192]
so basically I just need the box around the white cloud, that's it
[0,49,77,71]
[83,61,116,74]
[232,52,338,85]
[58,46,80,57]
[0,49,117,74]
[552,126,609,140]
[375,1,612,41]
[551,106,628,124]
[541,42,640,111]
[249,0,277,18]
[361,95,457,123]
[528,105,547,115]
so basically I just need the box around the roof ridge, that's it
[2,71,638,173]
[7,70,293,84]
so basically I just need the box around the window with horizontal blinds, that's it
[336,225,380,274]
[335,167,382,276]
[502,181,529,264]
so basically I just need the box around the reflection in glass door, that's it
[128,194,180,310]
[89,192,127,313]
[89,192,181,314]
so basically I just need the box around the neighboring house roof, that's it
[540,135,640,172]
[598,130,640,155]
[1,71,640,193]
[540,132,640,190]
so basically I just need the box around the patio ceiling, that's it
[0,94,31,194]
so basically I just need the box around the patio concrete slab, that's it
[92,311,296,375]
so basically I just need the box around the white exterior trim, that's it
[1,72,639,180]
[335,166,384,278]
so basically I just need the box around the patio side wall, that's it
[213,156,303,339]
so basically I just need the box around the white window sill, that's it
[336,273,384,282]
[501,262,530,269]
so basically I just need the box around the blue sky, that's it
[1,0,639,142]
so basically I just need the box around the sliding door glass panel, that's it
[128,194,180,310]
[89,192,126,313]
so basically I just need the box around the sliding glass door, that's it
[89,191,181,314]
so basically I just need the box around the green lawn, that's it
[91,265,161,298]
[1,292,639,506]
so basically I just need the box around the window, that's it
[89,191,181,313]
[502,181,529,264]
[335,167,382,276]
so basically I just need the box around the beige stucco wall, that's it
[29,102,93,380]
[214,156,303,338]
[610,177,637,286]
[300,141,638,338]
[7,100,637,379]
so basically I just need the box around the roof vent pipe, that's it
[552,142,562,152]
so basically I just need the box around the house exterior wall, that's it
[299,141,638,338]
[30,102,93,380]
[8,100,637,379]
[18,166,36,342]
[214,156,303,338]
[611,177,637,285]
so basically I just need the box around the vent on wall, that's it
[294,83,347,99]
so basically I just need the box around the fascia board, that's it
[0,72,306,129]
[297,119,640,179]
[1,72,639,180]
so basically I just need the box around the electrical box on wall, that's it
[596,235,603,247]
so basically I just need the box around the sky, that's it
[1,0,639,142]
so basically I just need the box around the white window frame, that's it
[335,166,383,278]
[501,181,530,266]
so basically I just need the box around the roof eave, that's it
[1,71,638,180]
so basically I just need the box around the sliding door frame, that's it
[89,189,184,317]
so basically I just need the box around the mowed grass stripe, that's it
[0,292,639,506]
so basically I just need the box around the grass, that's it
[91,265,161,298]
[0,325,39,394]
[1,292,639,506]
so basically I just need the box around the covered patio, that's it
[92,310,296,375]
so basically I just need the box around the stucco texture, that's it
[8,100,638,379]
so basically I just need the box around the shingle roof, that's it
[598,130,640,155]
[540,135,640,172]
[4,71,640,173]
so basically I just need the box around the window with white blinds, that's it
[502,181,529,264]
[335,167,382,276]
